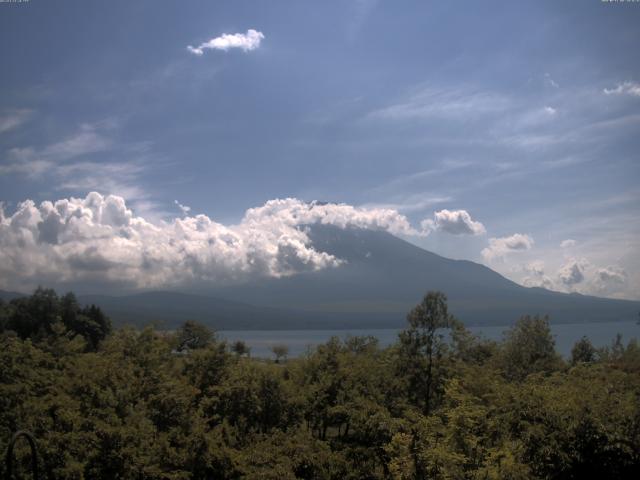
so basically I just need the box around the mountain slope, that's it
[0,290,26,302]
[210,226,640,326]
[77,291,322,330]
[3,226,638,329]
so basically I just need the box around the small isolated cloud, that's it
[481,233,534,261]
[174,200,191,216]
[558,258,587,286]
[421,209,486,236]
[187,29,264,55]
[544,106,557,115]
[0,109,32,133]
[603,81,640,97]
[544,73,559,89]
[560,239,576,249]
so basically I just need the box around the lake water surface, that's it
[219,321,640,358]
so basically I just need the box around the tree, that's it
[232,340,250,357]
[0,298,8,333]
[175,320,214,352]
[499,314,563,381]
[398,291,455,415]
[75,304,112,350]
[571,336,597,365]
[3,289,111,350]
[6,287,61,340]
[271,344,289,363]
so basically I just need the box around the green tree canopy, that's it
[174,320,214,352]
[398,291,455,415]
[498,314,563,381]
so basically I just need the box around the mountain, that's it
[209,225,640,327]
[76,291,321,330]
[2,226,639,329]
[0,290,26,302]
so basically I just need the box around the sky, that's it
[0,0,639,299]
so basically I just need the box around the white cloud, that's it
[42,124,111,159]
[521,260,555,290]
[187,29,264,55]
[369,87,511,121]
[0,194,420,292]
[553,259,628,297]
[481,233,533,261]
[0,109,32,133]
[560,239,576,248]
[363,195,452,214]
[593,265,627,295]
[0,123,160,216]
[0,151,52,178]
[596,265,626,285]
[524,260,545,276]
[513,256,630,298]
[174,200,191,216]
[544,73,559,89]
[0,124,111,179]
[557,258,586,286]
[544,106,557,115]
[603,81,640,97]
[421,209,486,236]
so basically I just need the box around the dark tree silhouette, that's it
[398,291,455,415]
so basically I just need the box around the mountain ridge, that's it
[1,226,638,329]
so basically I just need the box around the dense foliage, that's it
[1,290,639,479]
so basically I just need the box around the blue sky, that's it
[0,0,639,298]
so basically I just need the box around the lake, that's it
[219,321,640,358]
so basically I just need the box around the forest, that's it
[1,288,639,479]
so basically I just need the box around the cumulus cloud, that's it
[421,209,486,236]
[512,256,629,297]
[596,265,626,285]
[0,194,419,292]
[603,81,640,97]
[524,260,545,276]
[0,109,32,133]
[593,265,627,295]
[560,239,576,248]
[521,261,555,290]
[553,259,627,296]
[187,29,264,55]
[557,258,586,286]
[481,233,533,261]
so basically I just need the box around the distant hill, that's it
[0,290,26,302]
[76,291,310,330]
[2,226,639,330]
